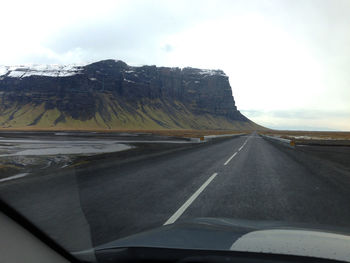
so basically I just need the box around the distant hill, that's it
[0,60,263,130]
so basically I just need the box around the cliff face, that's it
[0,59,258,130]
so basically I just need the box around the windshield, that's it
[1,1,350,262]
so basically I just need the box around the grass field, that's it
[138,129,248,138]
[0,99,262,131]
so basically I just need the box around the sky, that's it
[1,0,349,131]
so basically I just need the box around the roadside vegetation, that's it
[259,130,350,140]
[259,130,350,146]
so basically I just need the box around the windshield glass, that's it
[1,1,350,262]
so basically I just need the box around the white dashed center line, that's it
[224,152,237,166]
[164,172,218,225]
[224,138,249,165]
[164,137,251,225]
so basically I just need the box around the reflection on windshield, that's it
[1,1,350,263]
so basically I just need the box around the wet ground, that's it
[0,131,193,181]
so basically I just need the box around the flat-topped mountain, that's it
[0,59,261,130]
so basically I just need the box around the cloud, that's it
[242,109,350,131]
[161,44,173,53]
[1,0,350,130]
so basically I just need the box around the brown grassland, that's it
[0,128,248,138]
[259,130,350,140]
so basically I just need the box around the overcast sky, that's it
[1,0,350,130]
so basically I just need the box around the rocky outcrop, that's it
[0,59,259,130]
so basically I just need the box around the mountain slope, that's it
[0,60,262,130]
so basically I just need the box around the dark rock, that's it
[0,59,252,128]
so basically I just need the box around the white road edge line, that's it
[224,152,237,165]
[0,173,29,183]
[164,172,218,225]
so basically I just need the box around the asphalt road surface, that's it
[1,133,350,254]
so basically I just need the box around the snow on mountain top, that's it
[0,66,8,76]
[198,69,227,76]
[0,61,227,79]
[0,64,86,78]
[182,67,227,77]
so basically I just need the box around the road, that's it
[1,133,350,254]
